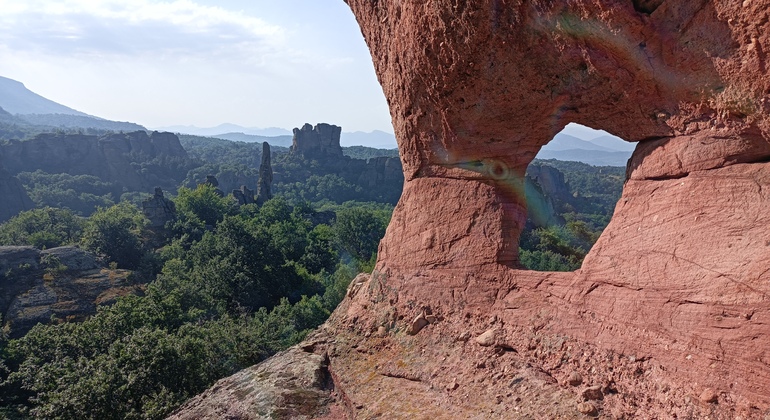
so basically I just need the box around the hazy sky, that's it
[0,0,392,133]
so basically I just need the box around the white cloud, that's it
[0,1,394,134]
[0,0,286,63]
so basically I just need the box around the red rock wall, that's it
[346,0,770,411]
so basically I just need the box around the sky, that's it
[0,0,393,133]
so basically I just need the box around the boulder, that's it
[0,246,140,338]
[168,346,338,420]
[232,186,255,206]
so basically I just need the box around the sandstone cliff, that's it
[173,0,770,418]
[291,123,343,159]
[276,123,405,204]
[0,130,189,193]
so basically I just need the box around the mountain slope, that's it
[587,135,637,152]
[0,76,89,116]
[0,76,146,135]
[340,130,397,148]
[156,124,292,137]
[541,132,616,152]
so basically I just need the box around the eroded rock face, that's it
[256,141,273,205]
[342,0,770,416]
[168,346,343,420]
[0,164,34,222]
[0,246,139,338]
[142,187,176,227]
[176,1,770,417]
[0,130,188,194]
[290,123,343,159]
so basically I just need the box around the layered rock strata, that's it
[0,246,138,338]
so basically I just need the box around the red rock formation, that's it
[340,0,770,416]
[173,1,770,417]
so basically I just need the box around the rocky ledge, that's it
[0,246,140,338]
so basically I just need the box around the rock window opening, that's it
[518,123,632,272]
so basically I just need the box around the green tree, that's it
[81,203,147,269]
[0,207,84,249]
[16,170,118,216]
[175,184,236,227]
[333,207,387,262]
[188,215,299,313]
[519,248,580,271]
[300,224,339,274]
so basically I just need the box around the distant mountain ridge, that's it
[544,133,617,152]
[155,124,293,138]
[0,76,89,116]
[536,149,633,167]
[0,76,146,135]
[213,132,294,147]
[536,125,636,166]
[158,124,400,150]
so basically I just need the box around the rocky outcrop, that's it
[0,164,33,222]
[354,155,402,188]
[232,186,255,206]
[278,123,405,204]
[290,123,343,159]
[142,187,176,227]
[201,175,225,197]
[177,1,770,418]
[0,130,189,192]
[527,164,572,206]
[524,163,574,227]
[344,0,770,416]
[168,346,343,420]
[0,246,139,338]
[256,142,273,205]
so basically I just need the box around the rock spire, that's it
[256,141,273,205]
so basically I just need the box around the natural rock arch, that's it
[342,0,770,413]
[171,2,770,417]
[346,0,769,268]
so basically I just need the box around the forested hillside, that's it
[520,160,625,271]
[0,188,387,418]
